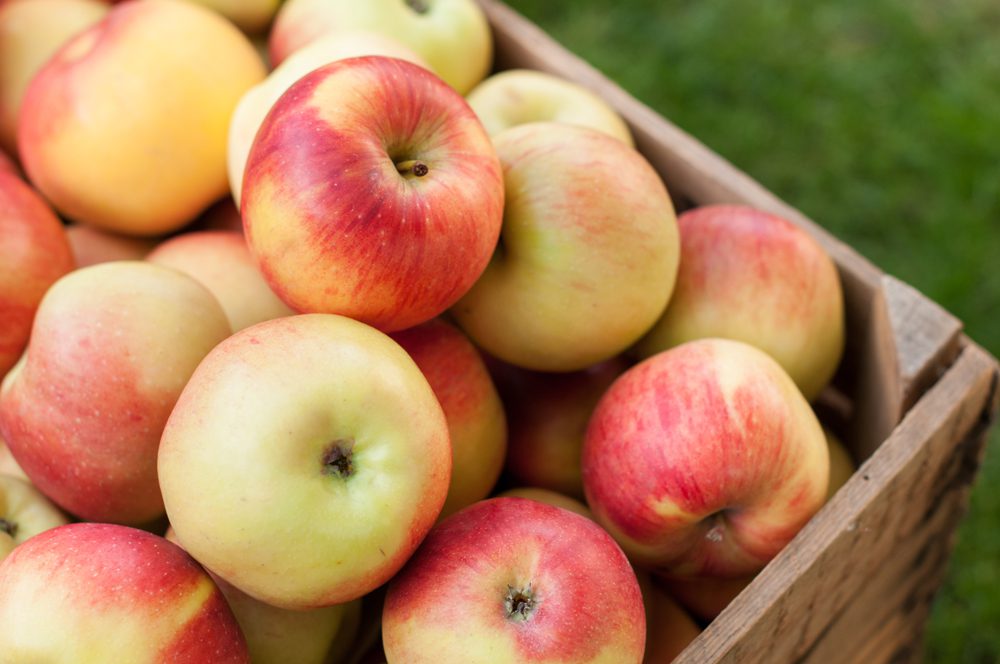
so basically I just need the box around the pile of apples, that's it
[0,0,854,662]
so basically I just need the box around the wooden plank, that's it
[670,342,998,663]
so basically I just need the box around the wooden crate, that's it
[476,2,1000,662]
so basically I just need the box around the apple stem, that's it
[0,518,15,538]
[321,440,355,479]
[395,160,429,178]
[504,583,538,622]
[405,0,431,14]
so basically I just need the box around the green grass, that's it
[502,1,1000,660]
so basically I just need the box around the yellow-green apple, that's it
[66,224,157,268]
[183,0,282,34]
[501,358,628,499]
[0,436,27,480]
[0,474,68,561]
[825,429,856,501]
[0,170,74,379]
[382,497,646,663]
[0,0,108,154]
[147,230,295,332]
[658,574,753,622]
[241,56,503,332]
[582,338,829,578]
[228,31,429,205]
[467,69,633,145]
[0,523,250,662]
[634,204,845,401]
[17,0,266,236]
[452,123,679,372]
[165,526,363,664]
[635,573,701,663]
[159,314,451,609]
[498,487,593,520]
[390,319,506,518]
[0,261,231,524]
[269,0,491,94]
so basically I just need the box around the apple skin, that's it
[501,358,629,499]
[582,338,829,578]
[228,31,429,206]
[825,429,856,501]
[0,523,250,662]
[498,487,593,520]
[633,204,845,401]
[383,497,646,663]
[634,572,701,663]
[0,171,75,380]
[269,0,491,94]
[159,314,451,609]
[452,123,679,372]
[65,224,157,268]
[657,574,753,623]
[242,56,503,332]
[147,230,295,332]
[0,261,232,524]
[390,319,507,518]
[0,474,69,561]
[467,69,633,145]
[0,0,109,154]
[184,0,282,34]
[17,0,266,236]
[0,146,17,175]
[0,436,27,481]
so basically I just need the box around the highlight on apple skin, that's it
[582,338,829,579]
[382,497,646,664]
[241,56,504,332]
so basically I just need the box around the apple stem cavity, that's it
[321,440,355,479]
[0,518,16,538]
[405,0,431,15]
[395,159,430,179]
[504,583,539,622]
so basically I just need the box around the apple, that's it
[165,526,363,664]
[0,261,231,524]
[147,230,295,332]
[467,69,633,145]
[825,429,856,501]
[184,0,282,34]
[658,574,753,623]
[582,338,829,578]
[65,224,156,268]
[228,31,430,205]
[452,123,679,372]
[390,319,507,518]
[634,573,701,663]
[159,314,451,609]
[0,474,68,561]
[0,523,250,662]
[383,496,646,663]
[633,204,845,401]
[498,487,593,520]
[0,147,17,175]
[0,0,108,154]
[18,0,266,236]
[0,171,75,380]
[241,56,503,332]
[0,436,27,481]
[502,358,629,499]
[269,0,491,94]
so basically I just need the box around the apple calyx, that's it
[321,440,355,479]
[0,518,15,538]
[504,583,539,622]
[405,0,431,15]
[395,159,430,179]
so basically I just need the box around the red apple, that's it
[498,487,593,520]
[0,171,75,380]
[0,523,250,661]
[65,224,156,268]
[241,56,503,332]
[583,338,829,578]
[382,497,646,663]
[391,319,506,518]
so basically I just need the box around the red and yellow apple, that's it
[18,0,266,236]
[0,523,250,662]
[65,224,156,268]
[583,338,829,578]
[635,574,701,663]
[498,487,593,520]
[390,319,506,518]
[242,56,503,331]
[0,261,231,524]
[0,474,69,561]
[383,497,646,663]
[452,122,679,372]
[147,230,295,332]
[634,204,845,401]
[159,314,451,609]
[184,0,282,34]
[659,574,754,623]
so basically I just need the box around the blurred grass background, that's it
[502,0,1000,661]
